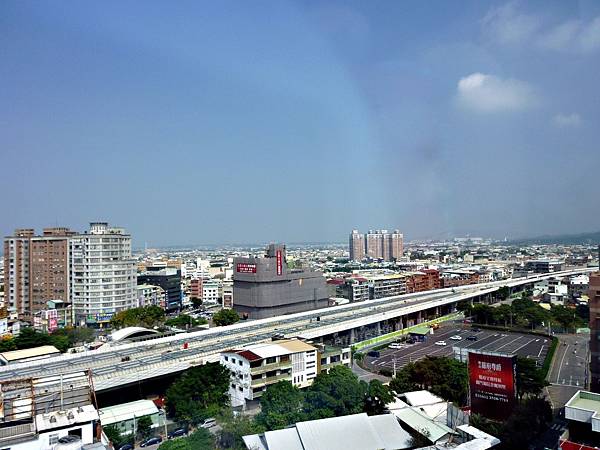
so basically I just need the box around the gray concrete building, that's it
[233,244,329,319]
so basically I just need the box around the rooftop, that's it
[98,400,158,426]
[0,345,61,362]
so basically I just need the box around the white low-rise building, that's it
[221,339,320,408]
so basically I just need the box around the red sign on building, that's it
[276,250,283,275]
[236,263,257,273]
[468,351,517,420]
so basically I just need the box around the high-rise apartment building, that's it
[349,230,365,261]
[4,228,74,318]
[350,229,403,262]
[70,222,137,326]
[138,267,182,312]
[590,269,600,392]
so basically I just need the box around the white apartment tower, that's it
[70,222,137,326]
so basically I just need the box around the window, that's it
[266,357,276,364]
[224,356,229,362]
[238,360,243,366]
[49,434,60,445]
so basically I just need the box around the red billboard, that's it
[276,250,283,275]
[236,263,256,273]
[468,351,517,420]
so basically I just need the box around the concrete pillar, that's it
[375,322,381,336]
[349,328,355,344]
[417,311,422,324]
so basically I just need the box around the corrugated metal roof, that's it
[264,428,304,450]
[403,390,444,407]
[393,408,454,443]
[98,400,158,425]
[277,340,316,353]
[295,413,384,450]
[368,414,412,449]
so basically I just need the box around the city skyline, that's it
[2,1,600,245]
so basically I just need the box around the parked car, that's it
[472,327,482,332]
[168,428,187,439]
[450,335,462,341]
[467,335,478,341]
[200,418,217,428]
[388,343,402,349]
[367,350,380,357]
[117,444,133,450]
[406,338,416,344]
[435,341,447,346]
[140,437,162,447]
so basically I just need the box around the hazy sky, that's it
[2,1,600,246]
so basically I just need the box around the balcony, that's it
[251,373,290,387]
[251,361,291,374]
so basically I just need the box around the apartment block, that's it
[351,229,403,262]
[589,271,600,392]
[70,222,137,326]
[349,230,365,261]
[221,339,350,408]
[4,228,74,318]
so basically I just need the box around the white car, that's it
[200,418,217,428]
[388,343,402,349]
[450,335,462,341]
[435,341,447,346]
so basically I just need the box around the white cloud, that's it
[482,2,540,45]
[538,16,600,53]
[456,73,535,113]
[483,3,600,54]
[553,113,582,127]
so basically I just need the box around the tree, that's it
[165,315,207,329]
[256,381,305,430]
[493,304,513,327]
[137,415,153,440]
[364,380,394,415]
[103,424,128,449]
[110,305,165,329]
[390,357,468,406]
[165,362,230,425]
[219,413,265,449]
[0,337,17,352]
[212,309,240,327]
[190,297,203,309]
[304,365,367,420]
[516,357,547,401]
[472,304,494,325]
[158,428,214,450]
[14,327,52,349]
[496,286,510,301]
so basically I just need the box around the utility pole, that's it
[393,358,397,378]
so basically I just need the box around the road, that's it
[546,333,589,409]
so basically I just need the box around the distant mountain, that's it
[509,231,600,245]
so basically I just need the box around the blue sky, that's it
[1,0,599,245]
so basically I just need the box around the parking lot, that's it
[365,323,551,371]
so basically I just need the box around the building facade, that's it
[351,229,403,262]
[589,271,600,392]
[70,222,137,326]
[349,230,365,261]
[221,339,350,408]
[3,228,74,318]
[138,267,182,312]
[233,244,329,319]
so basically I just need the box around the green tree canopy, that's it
[136,415,153,440]
[256,381,305,430]
[218,413,266,450]
[165,314,207,329]
[110,305,165,329]
[165,362,230,425]
[390,356,468,406]
[516,356,548,401]
[304,365,368,420]
[364,379,394,416]
[212,309,240,326]
[158,428,214,450]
